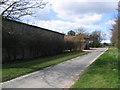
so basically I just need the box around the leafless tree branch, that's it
[0,0,48,19]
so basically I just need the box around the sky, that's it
[1,0,120,43]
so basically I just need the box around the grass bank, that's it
[71,47,118,88]
[2,50,88,82]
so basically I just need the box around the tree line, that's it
[66,28,103,50]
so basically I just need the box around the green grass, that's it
[71,47,118,88]
[2,50,88,82]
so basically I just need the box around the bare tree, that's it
[0,0,48,19]
[89,31,103,47]
[75,27,86,34]
[110,1,120,49]
[75,27,88,40]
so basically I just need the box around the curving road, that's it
[2,48,108,88]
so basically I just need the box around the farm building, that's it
[2,18,64,62]
[64,35,89,50]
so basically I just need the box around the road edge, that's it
[68,48,109,88]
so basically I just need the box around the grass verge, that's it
[2,50,88,82]
[71,47,118,88]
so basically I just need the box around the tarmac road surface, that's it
[2,48,108,88]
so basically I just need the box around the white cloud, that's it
[28,20,101,34]
[18,0,117,37]
[43,0,118,24]
[101,40,111,43]
[2,0,118,25]
[45,0,119,3]
[51,1,117,14]
[75,14,102,24]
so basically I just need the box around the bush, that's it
[64,41,75,51]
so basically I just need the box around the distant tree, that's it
[75,27,88,40]
[0,0,47,19]
[67,30,75,36]
[102,43,110,47]
[89,31,103,47]
[75,27,86,34]
[73,27,89,50]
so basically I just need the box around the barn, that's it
[2,18,64,62]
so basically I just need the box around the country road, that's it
[2,48,108,88]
